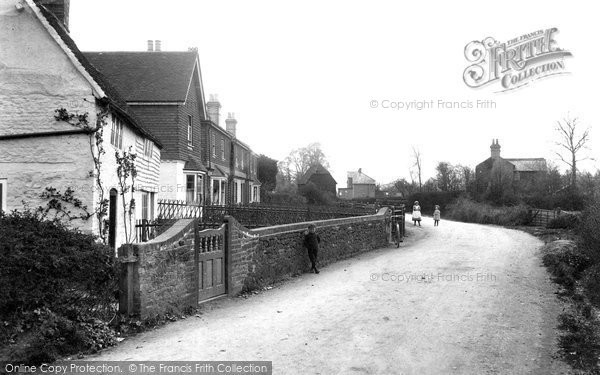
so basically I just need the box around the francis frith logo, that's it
[463,28,572,92]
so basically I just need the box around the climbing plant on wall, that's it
[115,147,137,244]
[49,105,110,243]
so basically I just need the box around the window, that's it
[186,175,195,203]
[241,150,245,170]
[110,115,123,149]
[221,138,225,160]
[211,132,216,157]
[143,139,154,158]
[0,179,6,213]
[196,174,204,203]
[187,115,193,145]
[141,192,155,220]
[186,174,204,203]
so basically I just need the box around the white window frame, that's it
[143,138,154,158]
[111,115,124,149]
[210,178,226,205]
[211,132,216,157]
[0,179,7,213]
[221,138,225,160]
[187,115,193,145]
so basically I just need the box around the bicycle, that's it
[390,205,405,247]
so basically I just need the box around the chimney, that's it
[155,40,161,51]
[225,113,237,137]
[206,94,221,125]
[39,0,70,31]
[147,40,154,51]
[490,139,501,159]
[358,168,362,174]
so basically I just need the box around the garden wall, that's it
[120,208,391,318]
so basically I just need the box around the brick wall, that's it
[226,208,390,294]
[119,219,198,317]
[120,209,391,318]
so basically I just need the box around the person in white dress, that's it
[412,201,422,226]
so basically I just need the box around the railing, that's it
[157,199,202,219]
[134,219,159,243]
[156,199,376,228]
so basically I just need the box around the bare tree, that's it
[278,143,329,184]
[555,115,591,189]
[411,147,423,192]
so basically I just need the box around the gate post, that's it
[193,219,200,305]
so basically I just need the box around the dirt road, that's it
[92,218,571,374]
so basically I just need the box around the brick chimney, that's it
[206,95,221,125]
[155,40,161,51]
[39,0,70,31]
[225,113,237,137]
[147,40,154,51]
[490,139,501,159]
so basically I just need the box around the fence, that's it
[157,199,202,219]
[528,208,580,227]
[157,199,377,228]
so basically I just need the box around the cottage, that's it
[338,168,376,199]
[84,49,260,206]
[0,0,162,248]
[475,139,547,194]
[297,163,337,196]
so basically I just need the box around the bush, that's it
[446,197,532,226]
[582,263,600,308]
[0,210,118,364]
[578,202,600,264]
[298,183,337,205]
[407,191,461,216]
[541,240,591,289]
[547,213,581,229]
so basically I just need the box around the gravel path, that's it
[91,218,571,374]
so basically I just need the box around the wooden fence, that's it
[528,208,580,227]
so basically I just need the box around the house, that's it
[475,139,547,193]
[338,168,376,199]
[297,163,337,196]
[0,0,162,249]
[84,49,260,206]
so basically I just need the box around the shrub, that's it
[541,240,591,289]
[547,213,581,229]
[407,191,461,216]
[0,210,118,364]
[298,182,336,205]
[582,264,600,308]
[446,197,532,226]
[578,202,600,264]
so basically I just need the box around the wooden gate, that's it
[195,222,227,301]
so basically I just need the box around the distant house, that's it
[338,168,376,199]
[475,139,547,193]
[84,47,260,206]
[297,163,337,196]
[0,0,162,249]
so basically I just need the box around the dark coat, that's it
[304,232,321,252]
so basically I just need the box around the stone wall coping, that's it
[136,218,195,250]
[249,207,390,237]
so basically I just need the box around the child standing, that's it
[304,224,321,274]
[412,201,422,226]
[433,205,441,227]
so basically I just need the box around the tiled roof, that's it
[347,170,376,184]
[83,51,198,103]
[33,1,162,148]
[505,158,547,172]
[298,163,336,185]
[183,156,207,172]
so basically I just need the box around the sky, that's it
[70,0,600,187]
